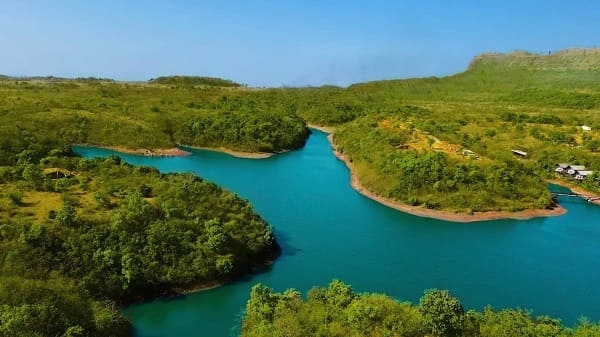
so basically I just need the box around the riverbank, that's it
[77,144,278,159]
[308,124,336,133]
[325,133,567,222]
[548,179,600,206]
[187,146,275,159]
[78,144,192,157]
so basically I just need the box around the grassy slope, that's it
[297,49,600,212]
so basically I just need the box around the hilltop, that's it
[469,48,600,71]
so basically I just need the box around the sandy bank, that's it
[188,146,275,159]
[325,133,567,222]
[79,145,191,157]
[171,279,227,296]
[78,144,277,159]
[308,123,336,133]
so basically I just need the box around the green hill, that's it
[0,79,309,166]
[0,156,279,336]
[296,49,600,213]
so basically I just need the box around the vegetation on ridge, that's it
[0,78,309,166]
[149,75,242,87]
[242,280,600,337]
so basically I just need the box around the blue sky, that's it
[0,1,599,86]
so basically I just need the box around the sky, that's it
[0,1,599,87]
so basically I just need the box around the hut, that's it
[43,168,72,179]
[511,149,528,158]
[461,149,479,159]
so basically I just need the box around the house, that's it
[511,149,528,158]
[575,170,594,180]
[567,165,587,176]
[582,125,592,132]
[555,163,570,173]
[555,163,594,180]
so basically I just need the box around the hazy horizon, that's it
[1,1,599,87]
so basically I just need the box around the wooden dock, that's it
[552,192,600,202]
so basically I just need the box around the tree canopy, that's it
[0,154,280,335]
[241,280,600,337]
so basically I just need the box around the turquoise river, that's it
[73,129,600,337]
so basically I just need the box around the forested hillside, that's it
[6,50,598,214]
[0,77,309,165]
[0,154,279,336]
[297,49,600,212]
[242,280,600,337]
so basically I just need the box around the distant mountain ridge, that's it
[148,76,241,87]
[0,75,116,82]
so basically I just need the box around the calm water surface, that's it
[73,130,600,337]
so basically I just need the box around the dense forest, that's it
[0,77,310,165]
[0,152,279,335]
[242,280,600,337]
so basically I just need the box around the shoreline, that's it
[77,144,276,159]
[172,279,228,296]
[308,123,336,133]
[78,144,192,157]
[547,179,600,206]
[183,145,275,159]
[325,133,567,222]
[128,244,280,304]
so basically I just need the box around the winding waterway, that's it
[73,130,600,337]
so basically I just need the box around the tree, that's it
[325,279,355,308]
[92,191,112,209]
[56,202,78,227]
[21,163,44,190]
[139,184,152,198]
[419,289,464,337]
